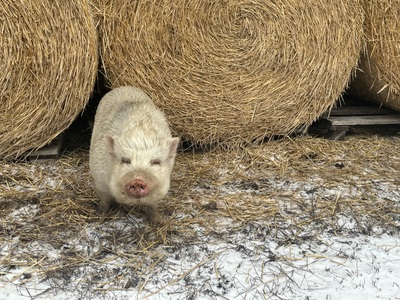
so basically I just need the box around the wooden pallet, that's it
[315,104,400,140]
[24,135,63,162]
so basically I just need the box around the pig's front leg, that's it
[95,188,114,212]
[143,204,162,225]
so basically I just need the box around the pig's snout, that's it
[125,179,149,198]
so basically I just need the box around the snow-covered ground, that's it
[1,134,399,300]
[1,220,399,300]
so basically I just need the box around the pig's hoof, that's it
[148,213,163,225]
[99,202,111,213]
[145,207,163,225]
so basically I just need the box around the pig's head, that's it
[106,135,180,206]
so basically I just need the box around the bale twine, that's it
[0,0,98,160]
[348,0,400,111]
[96,0,363,147]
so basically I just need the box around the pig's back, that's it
[94,87,164,134]
[91,86,172,152]
[93,87,148,134]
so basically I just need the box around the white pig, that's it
[89,86,179,224]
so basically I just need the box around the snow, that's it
[1,136,400,300]
[2,237,400,300]
[1,213,400,300]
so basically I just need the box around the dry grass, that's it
[0,131,399,295]
[94,0,363,147]
[0,0,98,160]
[349,0,400,111]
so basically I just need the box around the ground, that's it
[0,127,399,300]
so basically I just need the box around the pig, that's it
[89,86,179,224]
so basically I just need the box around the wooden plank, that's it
[313,99,400,140]
[329,106,395,116]
[329,130,348,141]
[329,115,400,126]
[25,135,63,162]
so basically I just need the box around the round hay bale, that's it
[96,0,363,147]
[349,0,400,111]
[0,0,98,159]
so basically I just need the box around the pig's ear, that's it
[168,137,180,159]
[106,136,117,158]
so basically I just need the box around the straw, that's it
[349,0,400,111]
[94,0,363,147]
[0,0,98,160]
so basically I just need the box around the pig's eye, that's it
[150,159,161,166]
[121,157,131,164]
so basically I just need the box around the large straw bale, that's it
[349,0,400,111]
[0,0,98,160]
[95,0,363,147]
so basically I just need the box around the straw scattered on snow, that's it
[1,132,399,292]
